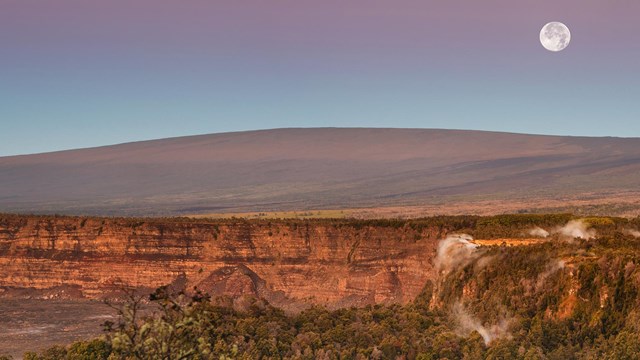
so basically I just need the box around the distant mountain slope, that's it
[1,128,639,215]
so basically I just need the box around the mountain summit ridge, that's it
[1,128,639,215]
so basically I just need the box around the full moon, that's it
[540,22,571,52]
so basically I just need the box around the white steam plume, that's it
[434,234,479,274]
[452,302,512,345]
[435,235,513,345]
[528,226,549,238]
[624,229,640,238]
[553,219,596,240]
[536,259,565,290]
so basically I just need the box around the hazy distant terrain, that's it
[1,128,639,216]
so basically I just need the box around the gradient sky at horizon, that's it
[1,0,639,156]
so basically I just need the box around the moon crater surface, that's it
[540,22,571,52]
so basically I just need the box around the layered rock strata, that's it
[0,216,442,309]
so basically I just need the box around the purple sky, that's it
[1,0,639,155]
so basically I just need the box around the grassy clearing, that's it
[471,238,548,247]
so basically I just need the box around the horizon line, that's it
[1,126,635,158]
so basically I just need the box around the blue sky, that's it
[1,0,639,156]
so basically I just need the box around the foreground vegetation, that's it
[10,214,640,359]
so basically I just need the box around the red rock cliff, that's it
[0,215,443,309]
